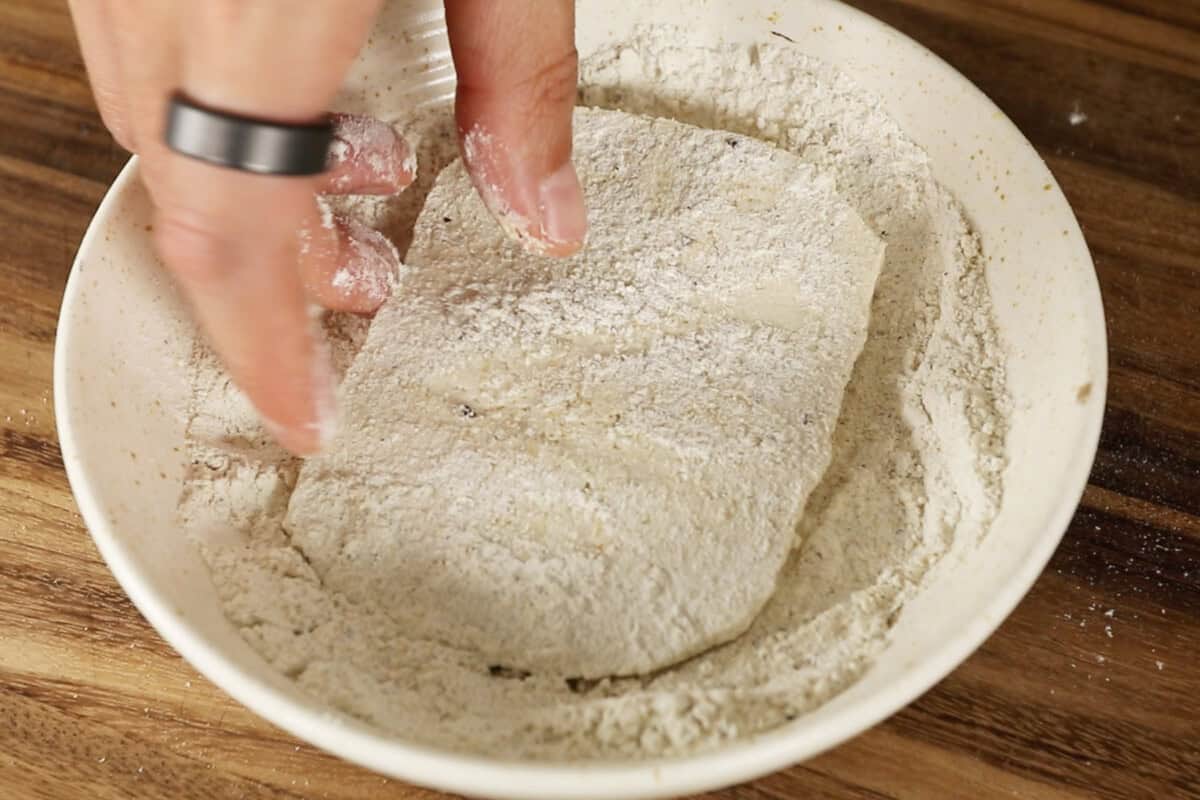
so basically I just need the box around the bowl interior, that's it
[55,1,1105,798]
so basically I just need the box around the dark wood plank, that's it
[1092,0,1200,32]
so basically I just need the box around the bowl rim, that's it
[54,2,1107,797]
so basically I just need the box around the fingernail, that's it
[537,161,588,250]
[460,123,586,257]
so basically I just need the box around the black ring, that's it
[164,94,333,176]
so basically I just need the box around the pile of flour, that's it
[180,29,1009,760]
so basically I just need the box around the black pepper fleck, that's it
[565,676,599,694]
[488,665,531,680]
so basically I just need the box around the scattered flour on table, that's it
[179,28,1009,760]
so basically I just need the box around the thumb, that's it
[445,0,587,257]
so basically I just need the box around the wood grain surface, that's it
[1,1,1197,798]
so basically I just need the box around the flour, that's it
[285,107,885,679]
[180,28,1009,760]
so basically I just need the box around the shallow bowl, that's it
[55,1,1106,797]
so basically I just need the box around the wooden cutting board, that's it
[1,1,1196,797]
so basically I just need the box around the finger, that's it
[320,114,416,196]
[445,0,587,256]
[66,0,135,150]
[301,211,401,314]
[111,1,384,454]
[310,115,410,313]
[152,168,338,455]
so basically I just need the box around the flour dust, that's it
[179,28,1009,760]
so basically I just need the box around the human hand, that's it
[68,0,586,455]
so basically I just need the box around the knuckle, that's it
[510,48,580,110]
[463,46,580,111]
[527,47,579,109]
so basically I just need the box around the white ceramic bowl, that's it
[54,1,1106,798]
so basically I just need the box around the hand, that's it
[68,0,587,455]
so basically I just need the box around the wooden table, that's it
[1,1,1196,797]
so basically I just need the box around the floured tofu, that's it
[284,107,885,678]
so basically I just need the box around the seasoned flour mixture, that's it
[286,108,885,679]
[180,28,1009,759]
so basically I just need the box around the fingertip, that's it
[263,416,324,456]
[323,114,416,195]
[261,344,339,456]
[459,125,587,258]
[303,214,401,314]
